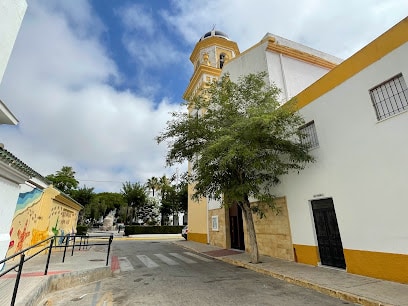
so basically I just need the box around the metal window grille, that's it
[300,121,319,149]
[369,74,408,121]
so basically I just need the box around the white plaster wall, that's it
[222,41,269,82]
[0,0,27,83]
[0,177,20,266]
[279,55,331,100]
[275,42,408,254]
[223,41,333,104]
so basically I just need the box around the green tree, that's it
[46,166,79,195]
[146,176,159,197]
[157,175,174,225]
[157,72,314,263]
[160,183,176,225]
[93,192,126,218]
[121,181,148,224]
[70,185,95,206]
[70,185,95,224]
[176,178,188,214]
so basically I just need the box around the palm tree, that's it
[121,181,148,224]
[146,176,159,197]
[158,175,174,225]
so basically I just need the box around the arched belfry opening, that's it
[219,53,226,69]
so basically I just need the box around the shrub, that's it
[124,225,184,236]
[76,225,88,235]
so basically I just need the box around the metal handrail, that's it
[0,233,113,306]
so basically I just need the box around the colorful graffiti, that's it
[15,188,42,212]
[15,220,30,253]
[7,186,81,257]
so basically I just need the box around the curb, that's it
[24,266,113,306]
[219,257,390,306]
[174,242,391,306]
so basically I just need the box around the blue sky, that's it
[0,0,407,193]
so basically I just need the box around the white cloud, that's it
[117,3,184,68]
[0,0,406,194]
[0,1,183,192]
[118,4,156,37]
[164,0,408,59]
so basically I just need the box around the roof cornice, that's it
[0,99,18,125]
[183,65,222,100]
[54,192,83,210]
[190,36,240,63]
[266,37,338,69]
[290,17,408,111]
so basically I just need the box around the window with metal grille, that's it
[369,74,408,120]
[299,121,319,149]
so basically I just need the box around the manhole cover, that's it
[89,259,104,262]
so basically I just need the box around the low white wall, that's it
[0,177,20,267]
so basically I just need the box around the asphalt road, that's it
[42,239,355,305]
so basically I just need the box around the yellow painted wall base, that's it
[344,249,408,284]
[293,244,319,266]
[293,245,408,284]
[188,233,208,244]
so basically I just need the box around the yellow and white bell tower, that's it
[183,30,239,243]
[183,30,239,101]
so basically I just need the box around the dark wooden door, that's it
[229,204,245,250]
[311,198,346,269]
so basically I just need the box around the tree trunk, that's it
[240,196,259,263]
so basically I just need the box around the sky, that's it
[0,0,407,193]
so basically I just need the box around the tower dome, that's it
[199,29,230,42]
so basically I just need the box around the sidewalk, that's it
[0,233,116,306]
[1,233,407,306]
[174,240,408,306]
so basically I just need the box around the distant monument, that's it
[102,213,114,231]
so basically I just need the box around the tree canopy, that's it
[121,181,148,224]
[157,72,314,263]
[146,176,159,197]
[46,166,186,227]
[46,166,79,195]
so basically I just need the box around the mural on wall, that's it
[8,188,43,255]
[7,187,80,257]
[15,188,43,212]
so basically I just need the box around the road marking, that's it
[118,257,134,271]
[154,254,179,265]
[169,253,197,264]
[183,252,213,262]
[136,255,159,268]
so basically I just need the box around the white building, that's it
[0,0,27,84]
[222,33,342,104]
[185,29,342,248]
[0,0,28,267]
[273,17,408,283]
[186,17,408,284]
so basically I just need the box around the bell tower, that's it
[183,30,239,243]
[183,29,240,101]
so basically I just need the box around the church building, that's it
[183,17,408,284]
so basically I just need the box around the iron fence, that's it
[0,233,113,306]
